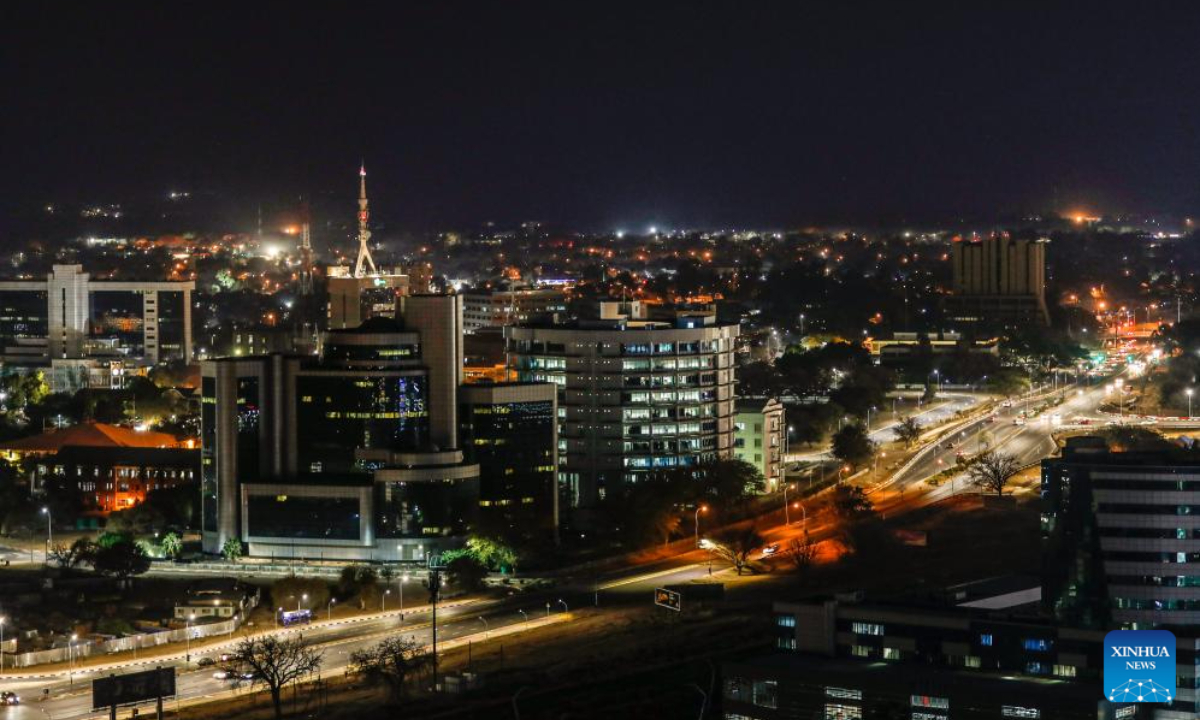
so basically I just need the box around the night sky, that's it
[4,3,1200,231]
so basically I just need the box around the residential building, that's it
[173,579,258,621]
[946,235,1050,326]
[459,382,559,540]
[201,296,481,562]
[0,264,194,366]
[733,397,784,492]
[506,300,738,508]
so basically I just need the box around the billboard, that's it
[92,667,176,710]
[654,587,681,612]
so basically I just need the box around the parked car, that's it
[198,657,216,667]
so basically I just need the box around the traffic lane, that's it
[13,599,563,720]
[0,599,489,699]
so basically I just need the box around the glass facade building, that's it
[201,296,493,562]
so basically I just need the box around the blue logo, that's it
[1104,630,1176,703]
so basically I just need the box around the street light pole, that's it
[40,507,52,565]
[783,484,794,525]
[478,616,489,640]
[558,599,568,614]
[185,614,194,662]
[0,616,6,675]
[1189,388,1194,420]
[327,599,335,621]
[383,589,390,613]
[693,505,708,546]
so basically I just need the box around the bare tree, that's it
[784,534,817,573]
[966,451,1022,497]
[350,636,431,702]
[705,526,764,575]
[228,635,323,720]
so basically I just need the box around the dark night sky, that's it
[4,3,1200,231]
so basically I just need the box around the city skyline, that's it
[5,4,1200,233]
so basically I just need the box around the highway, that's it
[0,594,575,720]
[785,391,985,463]
[885,382,1108,492]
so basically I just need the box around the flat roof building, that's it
[0,264,194,367]
[506,301,738,509]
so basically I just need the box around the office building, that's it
[868,332,1000,368]
[461,285,568,334]
[722,590,1180,719]
[1042,437,1200,630]
[947,235,1049,326]
[326,267,411,330]
[733,398,784,492]
[506,300,738,508]
[201,295,482,562]
[0,264,195,370]
[459,382,559,540]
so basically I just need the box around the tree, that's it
[985,369,1030,398]
[272,575,330,613]
[831,485,874,523]
[705,526,764,575]
[446,554,488,592]
[1099,425,1173,453]
[966,451,1022,497]
[90,539,151,581]
[338,565,381,609]
[464,536,520,572]
[894,416,922,448]
[50,538,95,570]
[350,637,431,702]
[227,635,323,720]
[222,538,243,562]
[160,532,183,560]
[831,422,876,469]
[783,534,817,574]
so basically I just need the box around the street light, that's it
[694,505,708,546]
[299,593,308,612]
[1189,388,1194,420]
[69,633,77,684]
[383,589,391,612]
[519,609,529,626]
[185,613,195,661]
[40,507,52,565]
[399,574,409,612]
[783,484,795,525]
[478,616,490,640]
[795,501,807,529]
[327,599,336,621]
[557,599,569,614]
